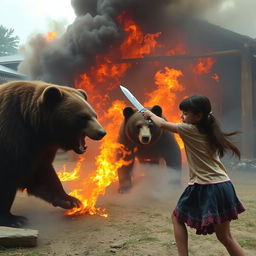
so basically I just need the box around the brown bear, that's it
[117,105,181,193]
[0,80,106,227]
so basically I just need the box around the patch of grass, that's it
[138,235,160,242]
[101,251,119,256]
[159,228,172,234]
[188,247,196,254]
[149,213,162,218]
[0,249,49,256]
[126,238,139,245]
[162,241,176,249]
[239,239,256,249]
[129,224,150,234]
[244,221,256,227]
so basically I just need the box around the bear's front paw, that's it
[52,195,82,209]
[0,213,28,228]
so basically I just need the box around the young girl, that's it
[142,95,245,256]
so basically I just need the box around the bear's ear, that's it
[151,105,162,117]
[123,107,135,120]
[77,89,87,100]
[40,86,63,107]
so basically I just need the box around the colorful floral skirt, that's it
[172,181,245,235]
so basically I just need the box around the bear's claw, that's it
[52,195,82,209]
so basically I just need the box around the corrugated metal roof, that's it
[0,54,24,64]
[0,64,27,78]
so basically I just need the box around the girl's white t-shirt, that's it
[177,122,230,185]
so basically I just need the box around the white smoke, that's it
[201,0,256,38]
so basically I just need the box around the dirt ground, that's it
[0,159,255,256]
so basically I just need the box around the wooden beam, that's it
[115,49,241,63]
[240,45,254,159]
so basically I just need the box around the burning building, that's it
[17,0,256,216]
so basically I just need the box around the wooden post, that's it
[240,44,254,159]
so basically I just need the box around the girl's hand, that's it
[141,110,165,127]
[142,110,152,119]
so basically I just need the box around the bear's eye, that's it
[148,123,155,130]
[77,115,90,127]
[136,124,142,130]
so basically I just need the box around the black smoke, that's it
[18,0,225,86]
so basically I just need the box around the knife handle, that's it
[139,109,153,124]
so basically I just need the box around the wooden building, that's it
[118,19,256,158]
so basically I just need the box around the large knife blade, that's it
[120,85,152,123]
[120,85,145,112]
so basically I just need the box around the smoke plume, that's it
[18,0,229,86]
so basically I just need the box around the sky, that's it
[0,0,256,46]
[201,0,256,39]
[0,0,76,44]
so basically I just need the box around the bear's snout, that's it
[141,135,150,144]
[138,126,151,144]
[95,129,107,140]
[87,128,106,140]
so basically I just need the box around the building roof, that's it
[0,54,27,80]
[0,54,24,65]
[0,64,27,78]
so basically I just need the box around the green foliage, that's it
[0,25,20,56]
[239,239,256,249]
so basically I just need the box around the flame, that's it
[118,11,161,58]
[44,31,57,42]
[212,73,220,83]
[63,101,133,217]
[60,14,164,217]
[193,57,215,74]
[58,12,221,217]
[57,156,84,181]
[144,67,185,149]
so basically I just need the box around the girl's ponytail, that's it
[199,113,240,158]
[179,95,241,158]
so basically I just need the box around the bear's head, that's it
[123,105,164,146]
[38,85,106,154]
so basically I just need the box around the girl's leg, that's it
[214,221,245,256]
[172,214,189,256]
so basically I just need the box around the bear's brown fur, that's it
[117,105,181,193]
[0,80,106,227]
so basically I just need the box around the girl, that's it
[142,95,245,256]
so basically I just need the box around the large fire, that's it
[56,12,220,217]
[60,101,132,217]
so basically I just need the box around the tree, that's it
[0,25,20,56]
